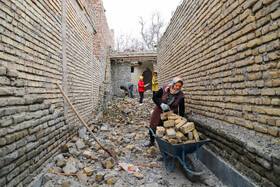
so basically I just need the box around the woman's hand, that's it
[160,103,170,111]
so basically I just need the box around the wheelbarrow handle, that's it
[146,125,156,137]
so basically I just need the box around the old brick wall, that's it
[157,0,279,186]
[0,0,112,186]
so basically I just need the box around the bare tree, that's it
[115,34,145,51]
[114,11,165,51]
[139,11,165,50]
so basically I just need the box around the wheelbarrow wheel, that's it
[184,153,204,182]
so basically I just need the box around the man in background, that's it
[120,82,134,98]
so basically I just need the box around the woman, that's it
[152,71,159,97]
[144,77,185,147]
[138,76,145,104]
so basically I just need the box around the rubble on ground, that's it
[40,98,225,187]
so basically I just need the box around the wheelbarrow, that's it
[146,126,210,179]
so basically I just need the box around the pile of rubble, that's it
[157,111,200,144]
[39,98,224,187]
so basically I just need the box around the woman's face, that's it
[153,73,157,76]
[173,82,182,91]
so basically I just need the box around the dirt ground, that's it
[40,98,226,187]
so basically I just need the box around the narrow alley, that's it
[0,0,279,187]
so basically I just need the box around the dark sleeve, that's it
[178,97,185,117]
[152,88,163,107]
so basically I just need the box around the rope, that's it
[134,163,164,168]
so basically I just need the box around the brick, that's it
[247,38,261,48]
[175,119,187,131]
[163,120,175,128]
[192,129,200,141]
[271,98,280,105]
[156,126,165,134]
[244,122,254,129]
[248,72,262,80]
[254,124,268,133]
[261,89,276,96]
[268,52,280,60]
[241,0,258,9]
[166,128,176,139]
[0,87,14,96]
[174,118,182,125]
[169,139,178,144]
[245,16,256,23]
[271,9,280,20]
[168,114,182,120]
[264,108,280,116]
[180,122,195,134]
[262,32,278,43]
[6,69,19,78]
[267,128,279,137]
[0,66,7,75]
[176,131,187,141]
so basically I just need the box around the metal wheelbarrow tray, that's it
[147,126,210,176]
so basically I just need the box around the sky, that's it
[102,0,182,39]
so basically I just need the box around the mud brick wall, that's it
[157,0,280,186]
[0,0,112,186]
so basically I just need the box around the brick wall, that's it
[157,0,279,186]
[0,0,112,186]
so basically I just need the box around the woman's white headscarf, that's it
[165,77,183,94]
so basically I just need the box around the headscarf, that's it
[153,71,158,79]
[165,77,183,95]
[138,76,143,80]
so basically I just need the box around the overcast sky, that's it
[102,0,182,39]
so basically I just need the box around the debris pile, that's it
[38,98,224,187]
[157,111,200,144]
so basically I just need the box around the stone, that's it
[56,160,66,168]
[147,146,160,154]
[145,183,159,187]
[62,162,77,174]
[134,172,144,179]
[102,157,115,169]
[61,145,69,153]
[204,178,216,186]
[107,178,117,185]
[77,173,88,182]
[61,181,71,187]
[84,167,94,176]
[95,172,105,182]
[180,122,195,134]
[82,150,94,159]
[124,145,135,151]
[75,139,86,150]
